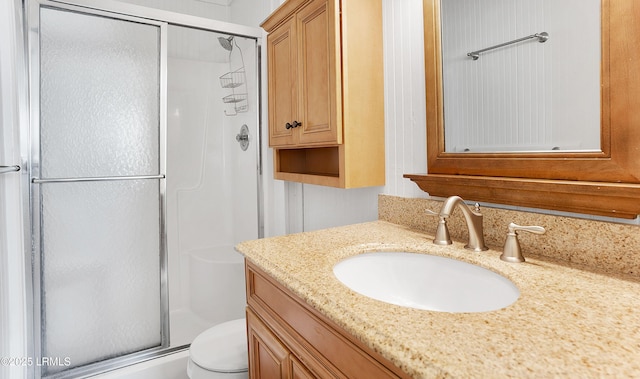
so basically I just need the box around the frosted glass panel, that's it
[40,180,161,375]
[39,7,160,178]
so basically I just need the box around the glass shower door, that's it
[29,2,167,377]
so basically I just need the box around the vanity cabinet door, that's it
[290,355,316,379]
[247,308,291,379]
[248,308,328,379]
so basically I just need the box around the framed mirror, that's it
[405,0,640,219]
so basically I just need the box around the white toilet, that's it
[187,318,249,379]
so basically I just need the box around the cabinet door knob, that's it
[285,121,302,129]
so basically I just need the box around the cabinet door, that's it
[296,0,341,146]
[247,309,291,379]
[268,17,298,147]
[290,355,317,379]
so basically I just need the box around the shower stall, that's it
[2,0,263,377]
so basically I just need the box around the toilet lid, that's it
[189,318,248,373]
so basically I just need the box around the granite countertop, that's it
[236,221,640,378]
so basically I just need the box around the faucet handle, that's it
[500,223,546,263]
[509,223,545,235]
[433,217,452,245]
[425,208,439,216]
[425,208,452,245]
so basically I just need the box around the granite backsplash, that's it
[379,194,640,278]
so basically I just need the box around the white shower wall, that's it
[166,31,259,347]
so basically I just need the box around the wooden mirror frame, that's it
[405,0,640,219]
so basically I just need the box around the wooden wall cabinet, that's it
[245,261,410,379]
[262,0,385,188]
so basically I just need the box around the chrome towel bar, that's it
[32,174,165,184]
[0,165,20,174]
[467,32,549,60]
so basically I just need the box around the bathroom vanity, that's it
[245,261,409,378]
[237,221,640,378]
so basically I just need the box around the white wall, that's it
[380,0,428,199]
[230,0,281,26]
[118,0,231,21]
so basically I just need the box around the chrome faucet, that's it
[432,196,488,252]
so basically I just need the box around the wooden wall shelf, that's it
[404,174,640,219]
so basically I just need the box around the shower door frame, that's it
[23,0,264,378]
[27,1,170,377]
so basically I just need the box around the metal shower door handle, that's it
[0,165,21,174]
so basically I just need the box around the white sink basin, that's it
[333,252,519,313]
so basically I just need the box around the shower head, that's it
[218,36,234,51]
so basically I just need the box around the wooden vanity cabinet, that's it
[261,0,385,188]
[245,261,410,379]
[247,308,331,378]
